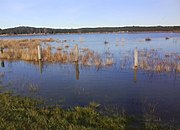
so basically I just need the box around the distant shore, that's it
[0,26,180,36]
[1,31,180,37]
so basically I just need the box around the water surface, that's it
[0,32,180,123]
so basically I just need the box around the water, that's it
[0,32,180,123]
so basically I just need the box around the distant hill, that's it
[0,26,180,35]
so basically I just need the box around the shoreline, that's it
[0,31,180,37]
[0,92,178,130]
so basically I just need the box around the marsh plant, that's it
[120,49,180,73]
[28,83,39,92]
[0,39,115,68]
[138,49,180,73]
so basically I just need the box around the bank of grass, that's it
[0,92,178,130]
[0,93,126,130]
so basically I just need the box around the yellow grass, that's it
[0,39,114,67]
[138,49,180,73]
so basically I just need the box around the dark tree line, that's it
[0,26,180,35]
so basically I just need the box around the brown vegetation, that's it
[0,39,114,68]
[138,49,180,72]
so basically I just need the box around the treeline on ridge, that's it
[0,26,180,35]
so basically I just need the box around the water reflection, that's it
[134,69,137,83]
[0,33,180,124]
[1,61,5,68]
[75,61,80,80]
[0,47,3,54]
[39,61,43,74]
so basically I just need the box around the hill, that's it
[0,26,180,35]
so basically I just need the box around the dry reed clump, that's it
[104,49,114,66]
[0,39,40,49]
[176,63,180,72]
[0,39,115,67]
[80,50,94,66]
[0,38,55,61]
[41,46,69,63]
[105,58,114,66]
[1,47,38,61]
[41,38,55,43]
[57,47,63,51]
[79,50,114,68]
[138,49,180,73]
[0,38,55,49]
[79,50,103,68]
[94,54,102,67]
[64,44,69,48]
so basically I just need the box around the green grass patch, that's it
[0,92,179,130]
[0,93,126,130]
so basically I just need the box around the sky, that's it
[0,0,180,29]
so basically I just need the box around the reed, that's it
[0,39,116,67]
[138,49,180,73]
[105,58,114,66]
[28,84,39,92]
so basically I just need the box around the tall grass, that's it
[2,39,179,72]
[0,39,114,68]
[138,49,180,73]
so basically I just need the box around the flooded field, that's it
[0,32,180,125]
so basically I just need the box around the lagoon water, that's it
[1,32,180,123]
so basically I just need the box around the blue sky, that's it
[0,0,180,29]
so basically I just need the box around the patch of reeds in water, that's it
[138,49,180,73]
[0,39,114,68]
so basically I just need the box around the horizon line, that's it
[1,25,180,30]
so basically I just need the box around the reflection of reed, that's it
[0,47,3,55]
[1,61,4,68]
[39,60,43,74]
[134,69,137,83]
[75,61,79,80]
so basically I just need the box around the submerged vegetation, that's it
[0,38,114,68]
[138,49,180,72]
[0,92,178,130]
[120,48,180,73]
[1,38,180,72]
[0,33,180,129]
[1,38,180,73]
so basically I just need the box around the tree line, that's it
[0,26,180,35]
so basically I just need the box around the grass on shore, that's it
[0,92,178,130]
[0,93,126,130]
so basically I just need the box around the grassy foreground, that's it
[0,93,126,130]
[0,93,178,130]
